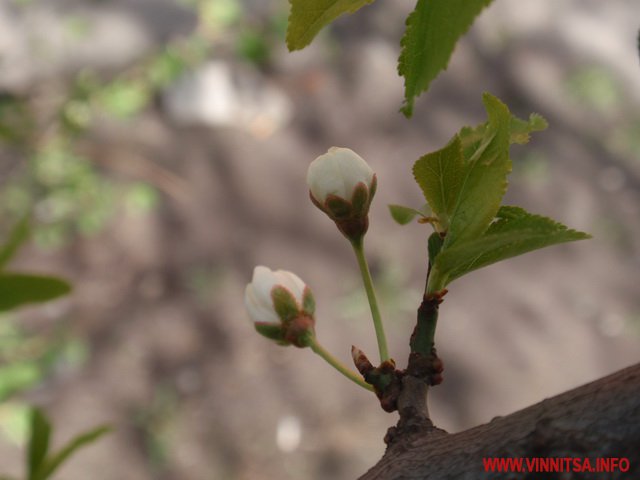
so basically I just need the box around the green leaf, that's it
[0,273,71,312]
[399,0,494,116]
[38,426,111,480]
[432,206,591,286]
[0,217,30,270]
[510,113,548,145]
[444,93,512,247]
[459,112,548,156]
[412,135,463,230]
[388,204,424,225]
[27,409,51,480]
[286,0,375,51]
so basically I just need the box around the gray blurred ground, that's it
[1,1,639,479]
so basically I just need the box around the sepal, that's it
[301,286,315,317]
[350,182,370,217]
[325,195,352,219]
[254,322,288,345]
[271,285,300,323]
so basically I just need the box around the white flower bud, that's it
[306,147,377,242]
[307,147,375,204]
[245,266,316,347]
[244,266,304,323]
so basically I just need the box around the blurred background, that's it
[0,0,639,478]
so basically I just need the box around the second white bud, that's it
[307,147,377,242]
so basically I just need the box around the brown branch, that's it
[360,363,640,479]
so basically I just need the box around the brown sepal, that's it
[283,315,315,348]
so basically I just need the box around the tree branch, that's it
[360,363,640,479]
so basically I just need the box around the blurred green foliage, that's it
[25,408,110,480]
[0,215,101,479]
[0,1,289,475]
[566,66,621,114]
[0,317,87,404]
[1,0,289,252]
[512,151,550,187]
[134,385,178,473]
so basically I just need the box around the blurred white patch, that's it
[164,61,292,139]
[276,415,301,453]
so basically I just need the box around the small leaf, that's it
[388,204,424,225]
[0,217,30,270]
[412,135,464,230]
[286,0,375,51]
[444,93,512,248]
[0,274,71,312]
[433,206,591,286]
[38,426,111,480]
[27,408,51,480]
[399,0,494,116]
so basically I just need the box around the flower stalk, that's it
[310,339,373,391]
[351,237,389,363]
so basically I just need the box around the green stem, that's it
[426,265,446,295]
[351,238,390,362]
[310,339,374,391]
[411,296,439,355]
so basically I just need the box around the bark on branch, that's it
[360,363,640,479]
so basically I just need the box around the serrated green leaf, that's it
[0,217,30,270]
[459,112,548,156]
[399,0,493,117]
[28,409,51,480]
[432,206,591,286]
[38,426,111,480]
[444,93,512,247]
[412,135,463,230]
[510,113,548,145]
[0,273,71,312]
[286,0,375,51]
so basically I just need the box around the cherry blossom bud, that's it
[244,266,315,347]
[307,147,377,242]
